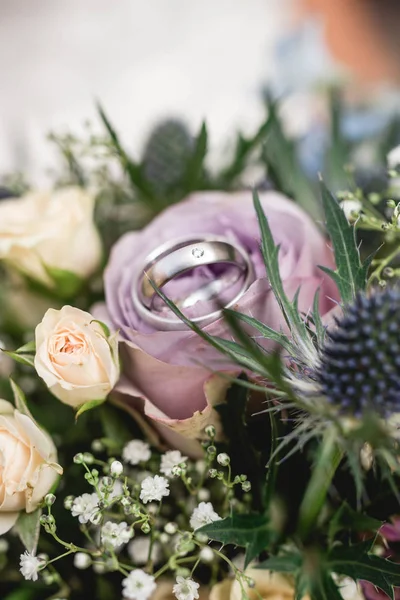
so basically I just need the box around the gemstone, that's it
[192,247,204,258]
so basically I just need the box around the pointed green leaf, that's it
[219,114,271,185]
[224,309,294,355]
[43,265,84,298]
[15,341,36,354]
[90,319,111,338]
[320,182,367,303]
[2,350,35,368]
[328,539,400,599]
[16,509,42,554]
[198,512,274,567]
[328,503,382,545]
[253,190,315,361]
[312,289,326,347]
[75,398,107,420]
[9,379,34,419]
[97,102,163,210]
[257,552,302,573]
[261,100,321,218]
[148,279,281,378]
[183,122,207,191]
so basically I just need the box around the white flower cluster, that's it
[101,521,133,549]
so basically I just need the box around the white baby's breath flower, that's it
[340,199,362,221]
[110,460,123,476]
[122,569,156,600]
[19,551,43,581]
[198,489,210,502]
[160,450,188,477]
[71,493,99,524]
[128,536,161,565]
[140,475,170,504]
[173,576,200,600]
[190,502,221,530]
[74,552,91,569]
[199,546,214,563]
[123,440,151,465]
[101,521,133,549]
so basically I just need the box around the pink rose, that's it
[101,191,339,454]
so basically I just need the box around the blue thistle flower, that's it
[141,119,193,195]
[315,288,400,418]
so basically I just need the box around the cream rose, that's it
[210,568,310,600]
[0,187,102,287]
[35,306,120,407]
[0,399,62,534]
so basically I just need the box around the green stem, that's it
[296,429,343,540]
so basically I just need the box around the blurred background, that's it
[1,0,400,183]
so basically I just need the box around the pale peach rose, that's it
[0,399,62,534]
[35,306,119,407]
[210,568,310,600]
[0,187,102,287]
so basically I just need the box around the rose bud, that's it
[0,399,62,534]
[100,191,339,455]
[0,187,102,291]
[35,306,119,407]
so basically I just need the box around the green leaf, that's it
[253,190,315,361]
[182,122,208,191]
[147,279,273,376]
[97,102,163,210]
[2,350,35,368]
[9,379,34,419]
[323,88,350,190]
[15,341,36,354]
[311,289,326,348]
[257,552,302,573]
[90,319,111,338]
[43,265,84,298]
[328,502,382,545]
[219,115,271,185]
[320,182,368,303]
[16,509,42,554]
[329,539,400,599]
[224,309,294,355]
[199,512,274,567]
[75,398,107,420]
[261,100,321,218]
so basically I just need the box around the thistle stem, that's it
[296,429,343,540]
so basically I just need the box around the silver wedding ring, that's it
[131,235,255,331]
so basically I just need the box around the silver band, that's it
[131,235,254,331]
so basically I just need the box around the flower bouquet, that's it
[1,96,400,600]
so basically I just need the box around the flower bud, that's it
[217,453,230,466]
[242,481,251,492]
[199,546,214,563]
[45,493,56,507]
[64,495,75,510]
[164,522,178,535]
[205,425,216,438]
[141,522,151,534]
[74,552,91,570]
[110,460,123,476]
